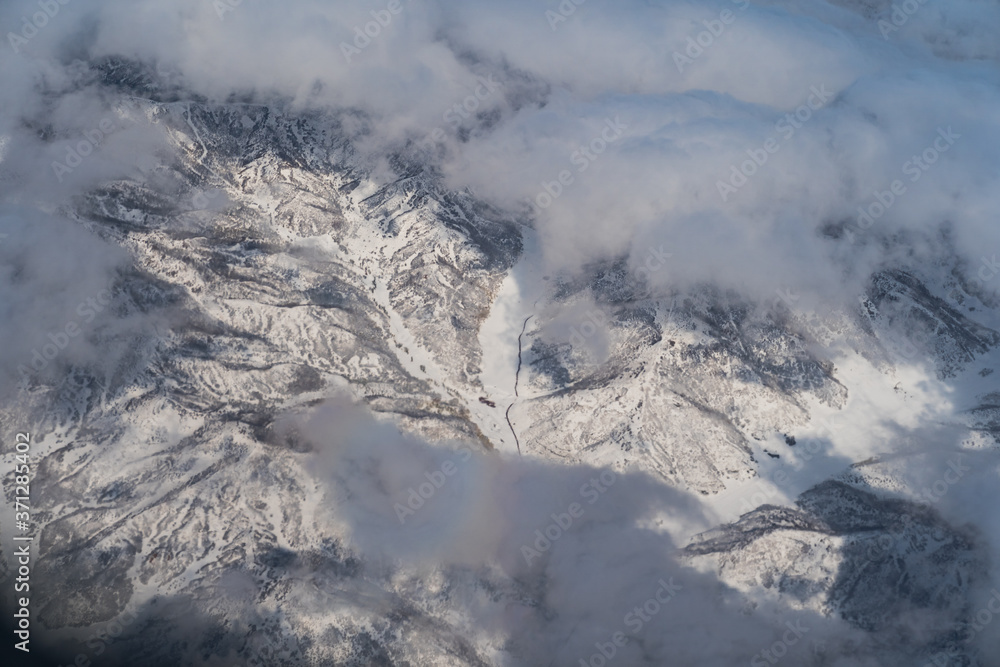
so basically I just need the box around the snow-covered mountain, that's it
[3,0,1000,663]
[1,57,998,666]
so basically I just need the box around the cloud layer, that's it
[3,0,1000,304]
[297,398,877,666]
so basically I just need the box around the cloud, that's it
[3,0,999,311]
[296,397,875,665]
[0,207,130,392]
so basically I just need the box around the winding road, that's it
[505,314,533,456]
